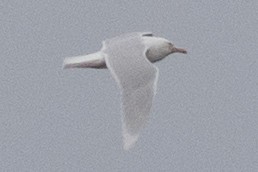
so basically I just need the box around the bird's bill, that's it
[171,47,187,54]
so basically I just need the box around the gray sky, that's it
[1,0,258,171]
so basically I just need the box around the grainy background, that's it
[1,0,257,171]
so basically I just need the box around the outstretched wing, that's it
[103,33,158,150]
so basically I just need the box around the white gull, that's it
[63,32,187,150]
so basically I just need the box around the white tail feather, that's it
[63,52,106,69]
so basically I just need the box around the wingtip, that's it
[123,132,139,151]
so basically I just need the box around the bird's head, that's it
[143,36,187,63]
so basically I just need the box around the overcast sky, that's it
[1,0,258,171]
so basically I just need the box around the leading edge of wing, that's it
[101,32,154,51]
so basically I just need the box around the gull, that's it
[63,32,187,150]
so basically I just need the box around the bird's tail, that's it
[63,52,106,69]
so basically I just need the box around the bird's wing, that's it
[102,32,153,47]
[103,33,158,150]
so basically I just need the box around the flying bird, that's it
[63,32,187,150]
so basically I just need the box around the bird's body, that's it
[63,35,186,69]
[63,32,187,150]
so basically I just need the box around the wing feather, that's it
[103,33,158,150]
